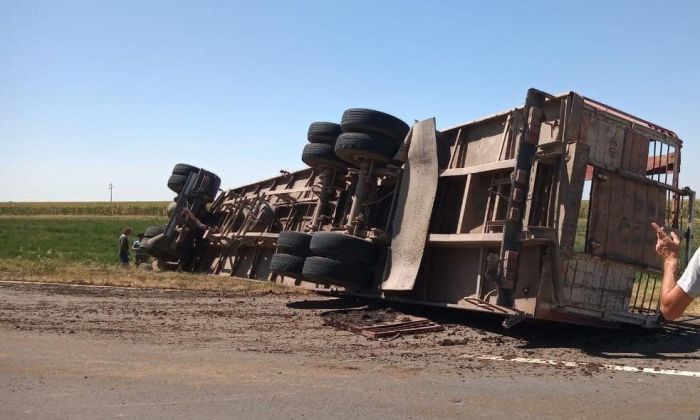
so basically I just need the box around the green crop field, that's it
[0,202,171,267]
[0,201,171,216]
[0,216,168,265]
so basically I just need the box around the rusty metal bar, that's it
[631,271,643,312]
[644,274,660,324]
[497,88,546,307]
[346,160,374,234]
[309,168,336,231]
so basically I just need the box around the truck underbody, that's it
[145,88,695,328]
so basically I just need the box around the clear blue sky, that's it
[1,0,699,201]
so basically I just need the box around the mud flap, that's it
[382,118,438,291]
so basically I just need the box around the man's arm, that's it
[651,222,694,320]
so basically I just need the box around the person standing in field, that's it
[119,227,132,267]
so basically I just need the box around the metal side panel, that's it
[382,118,439,291]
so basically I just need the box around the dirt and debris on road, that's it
[2,279,700,419]
[2,279,700,377]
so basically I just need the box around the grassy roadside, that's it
[0,214,302,295]
[0,258,302,295]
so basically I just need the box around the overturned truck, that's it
[144,88,695,328]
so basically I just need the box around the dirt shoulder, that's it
[0,262,296,294]
[2,279,700,376]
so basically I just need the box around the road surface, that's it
[1,281,699,419]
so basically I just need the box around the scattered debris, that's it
[322,308,444,340]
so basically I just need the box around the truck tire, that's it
[308,122,340,145]
[167,174,188,193]
[172,163,199,176]
[257,204,275,225]
[277,231,312,257]
[140,233,175,259]
[302,256,373,289]
[144,226,165,238]
[302,143,348,172]
[138,237,155,255]
[334,132,397,166]
[270,253,305,277]
[202,171,221,201]
[340,108,410,146]
[309,231,377,265]
[167,170,220,201]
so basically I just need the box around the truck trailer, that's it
[142,88,695,328]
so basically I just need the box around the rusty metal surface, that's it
[621,129,651,175]
[323,310,444,340]
[588,169,666,269]
[382,118,439,291]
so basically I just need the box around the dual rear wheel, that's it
[272,109,409,289]
[271,230,378,290]
[269,232,312,278]
[167,163,221,202]
[302,109,409,171]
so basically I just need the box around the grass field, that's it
[0,216,167,265]
[0,260,297,294]
[0,202,169,266]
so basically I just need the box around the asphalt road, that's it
[1,281,699,419]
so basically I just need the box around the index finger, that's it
[651,222,669,241]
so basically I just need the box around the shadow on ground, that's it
[286,295,700,361]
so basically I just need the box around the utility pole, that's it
[108,183,114,202]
